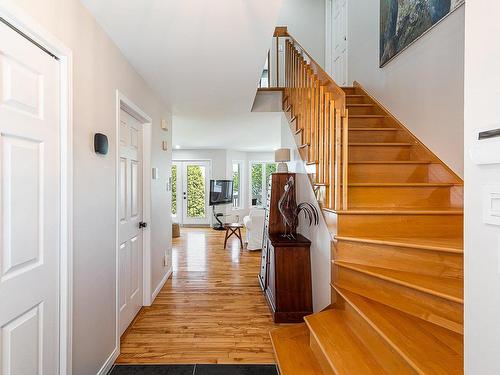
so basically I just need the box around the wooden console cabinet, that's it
[258,173,313,323]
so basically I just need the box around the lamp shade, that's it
[275,148,291,162]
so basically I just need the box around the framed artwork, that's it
[380,0,465,67]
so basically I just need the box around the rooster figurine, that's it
[278,176,319,239]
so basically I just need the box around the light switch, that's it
[491,193,500,216]
[498,237,500,275]
[152,167,159,180]
[483,185,500,225]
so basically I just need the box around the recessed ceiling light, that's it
[175,145,181,149]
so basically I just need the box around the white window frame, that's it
[231,160,244,209]
[248,161,276,208]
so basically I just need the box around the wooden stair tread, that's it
[305,310,386,374]
[334,261,463,303]
[346,103,374,107]
[348,182,459,187]
[346,94,365,98]
[335,235,463,253]
[348,115,386,118]
[349,142,413,146]
[348,160,434,164]
[270,324,324,375]
[327,207,463,215]
[349,127,399,131]
[335,287,464,373]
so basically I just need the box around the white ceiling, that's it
[81,0,284,150]
[173,113,282,152]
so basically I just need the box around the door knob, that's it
[139,221,147,229]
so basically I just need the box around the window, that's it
[232,162,242,209]
[250,162,277,207]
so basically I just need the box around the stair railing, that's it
[262,27,349,210]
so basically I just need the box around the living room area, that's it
[171,148,277,246]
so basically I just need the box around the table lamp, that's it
[275,148,291,173]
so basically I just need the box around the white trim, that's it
[151,267,172,302]
[0,3,74,374]
[95,347,119,375]
[115,91,153,357]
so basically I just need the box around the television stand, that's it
[212,207,227,230]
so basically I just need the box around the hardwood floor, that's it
[117,228,278,364]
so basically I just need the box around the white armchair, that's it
[243,208,266,250]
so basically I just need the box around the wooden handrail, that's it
[264,26,349,210]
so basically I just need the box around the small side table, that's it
[224,223,244,249]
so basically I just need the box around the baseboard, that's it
[151,267,172,302]
[96,346,119,375]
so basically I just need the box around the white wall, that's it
[5,1,172,374]
[281,115,332,311]
[173,149,227,179]
[347,1,465,176]
[464,2,500,373]
[278,0,326,67]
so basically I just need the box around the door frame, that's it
[0,3,74,374]
[114,91,152,356]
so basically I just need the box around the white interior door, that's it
[332,0,348,86]
[177,161,210,225]
[0,21,61,374]
[118,108,144,336]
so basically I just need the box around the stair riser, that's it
[347,106,381,116]
[349,145,412,161]
[346,96,370,105]
[338,299,416,375]
[342,87,359,95]
[348,186,457,209]
[337,214,463,238]
[335,240,463,279]
[332,265,463,333]
[349,164,430,183]
[309,335,335,375]
[298,146,309,162]
[348,117,388,128]
[348,130,402,143]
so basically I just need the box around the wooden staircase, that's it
[268,29,463,374]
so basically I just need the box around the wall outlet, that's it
[163,254,169,267]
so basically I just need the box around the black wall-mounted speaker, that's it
[94,133,108,155]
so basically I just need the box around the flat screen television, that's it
[209,180,233,206]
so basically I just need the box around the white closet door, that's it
[0,21,61,374]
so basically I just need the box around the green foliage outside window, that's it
[187,165,205,218]
[232,163,240,208]
[171,165,177,215]
[251,163,263,206]
[265,163,277,189]
[251,162,276,207]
